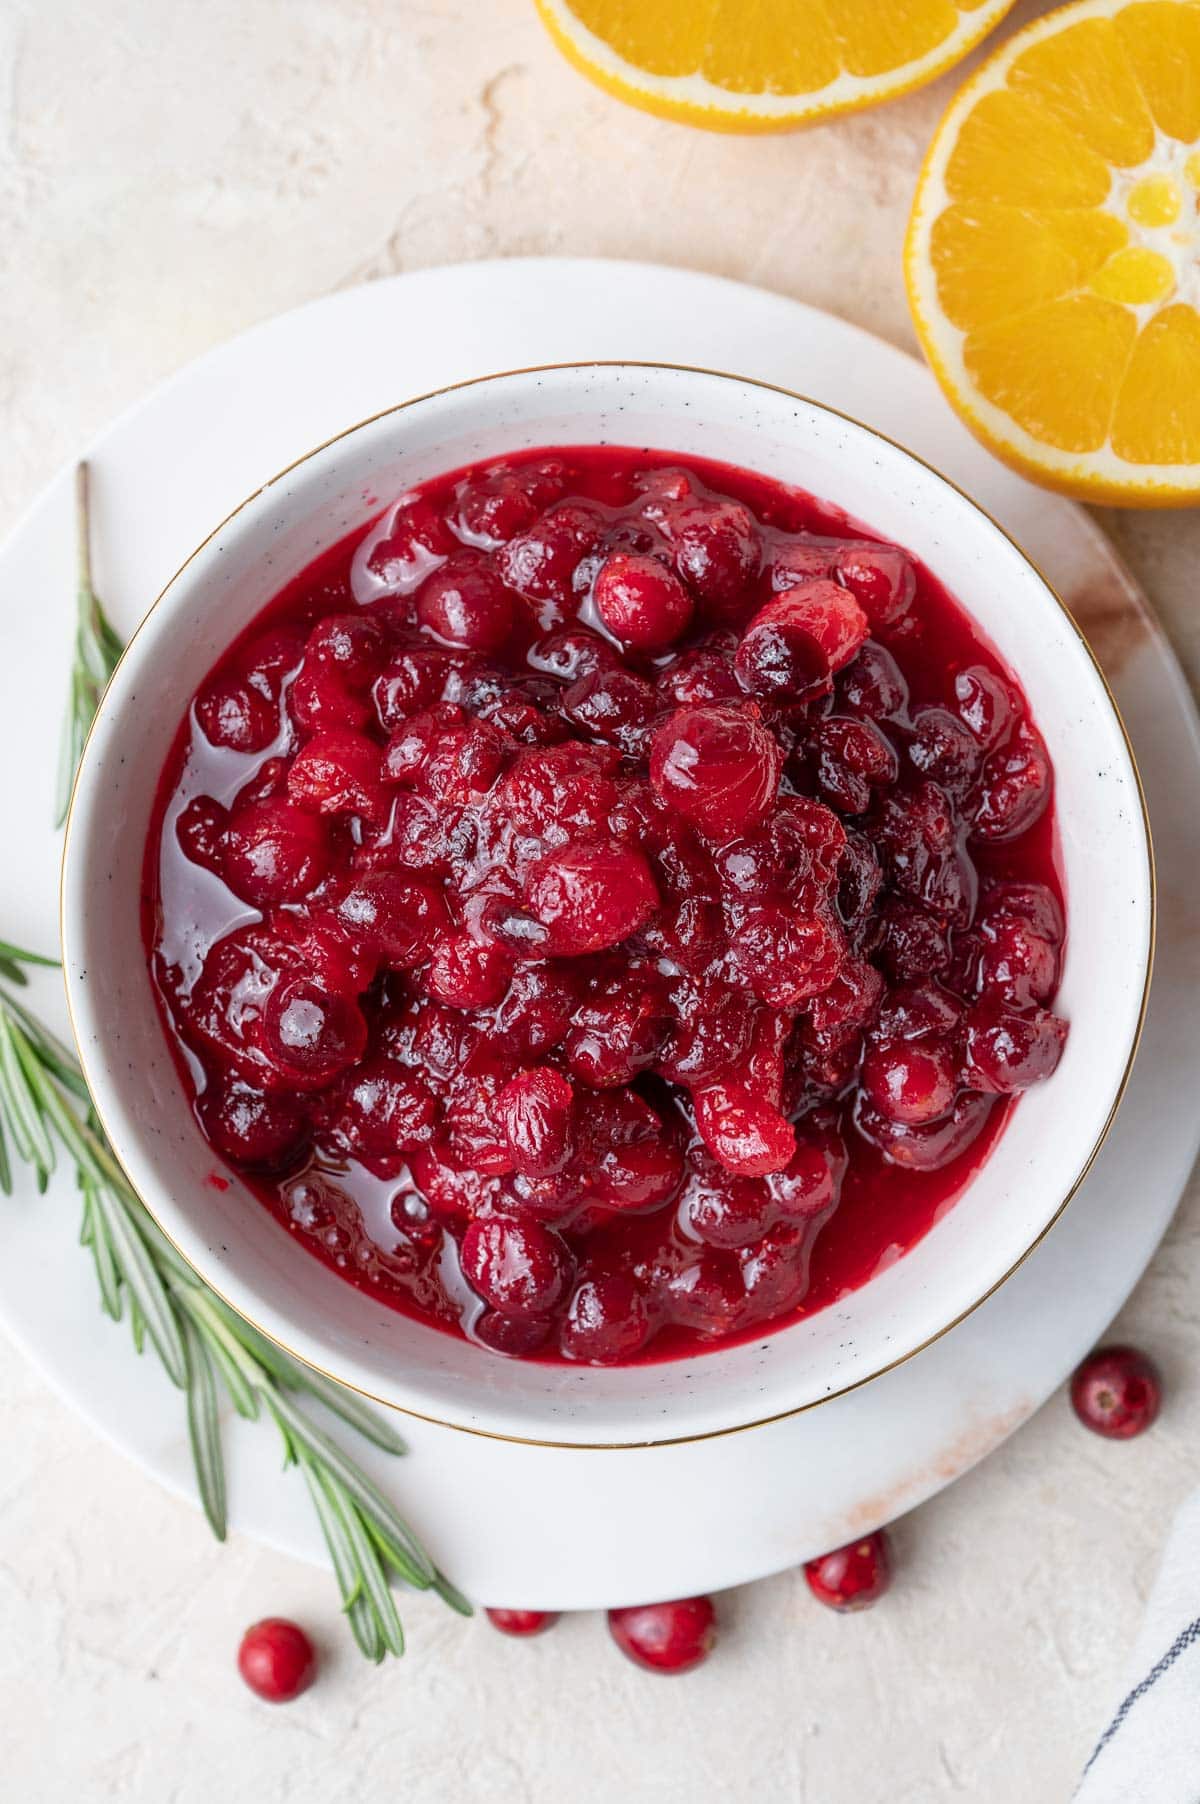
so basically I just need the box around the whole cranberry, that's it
[560,1274,652,1363]
[260,979,368,1088]
[834,544,915,628]
[736,581,867,699]
[525,841,658,956]
[973,721,1051,842]
[668,497,760,615]
[693,1082,796,1177]
[197,1080,307,1170]
[593,551,694,651]
[287,729,387,823]
[335,872,449,970]
[860,1039,957,1126]
[460,1215,573,1317]
[608,1596,718,1674]
[963,1001,1067,1092]
[560,667,658,755]
[305,613,386,686]
[1071,1345,1161,1439]
[804,1530,892,1611]
[423,931,513,1009]
[649,703,782,840]
[418,552,514,653]
[486,1607,559,1636]
[223,797,331,905]
[496,1067,575,1178]
[237,1618,317,1703]
[196,675,279,752]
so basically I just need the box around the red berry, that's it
[804,1530,892,1611]
[486,1607,559,1636]
[417,552,515,652]
[1070,1345,1161,1439]
[593,552,694,651]
[237,1618,317,1703]
[496,1067,575,1177]
[693,1082,796,1177]
[834,543,915,628]
[196,675,279,752]
[736,581,868,699]
[860,1038,957,1125]
[525,841,658,956]
[608,1596,717,1674]
[259,979,367,1087]
[223,797,330,905]
[560,1274,652,1363]
[649,703,782,840]
[461,1215,573,1317]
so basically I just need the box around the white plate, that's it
[2,257,1198,1606]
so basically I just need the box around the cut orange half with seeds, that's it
[907,0,1200,505]
[533,0,1017,133]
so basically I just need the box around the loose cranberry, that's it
[525,842,658,956]
[365,495,453,593]
[486,1608,559,1636]
[560,1274,652,1363]
[417,552,515,652]
[240,628,307,702]
[804,1531,893,1611]
[608,1597,717,1674]
[195,675,279,752]
[223,798,330,905]
[564,975,669,1087]
[461,1215,573,1317]
[1070,1345,1162,1439]
[649,703,782,840]
[237,1619,317,1703]
[593,551,694,651]
[731,904,844,1009]
[497,1067,575,1177]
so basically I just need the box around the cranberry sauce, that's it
[143,446,1067,1366]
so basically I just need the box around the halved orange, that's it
[533,0,1017,133]
[906,0,1200,505]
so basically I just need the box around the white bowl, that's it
[61,362,1153,1447]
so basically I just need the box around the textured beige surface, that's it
[2,1,1200,1799]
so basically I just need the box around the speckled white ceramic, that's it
[60,358,1153,1445]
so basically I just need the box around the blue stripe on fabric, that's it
[1081,1615,1200,1783]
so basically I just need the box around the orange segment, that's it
[931,205,1127,329]
[533,0,1017,132]
[1112,305,1200,462]
[1008,19,1155,164]
[964,296,1136,453]
[1116,2,1200,140]
[906,0,1200,504]
[944,90,1112,207]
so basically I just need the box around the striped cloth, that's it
[1077,1490,1200,1802]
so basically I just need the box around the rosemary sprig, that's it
[0,946,470,1659]
[54,463,124,826]
[25,461,472,1660]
